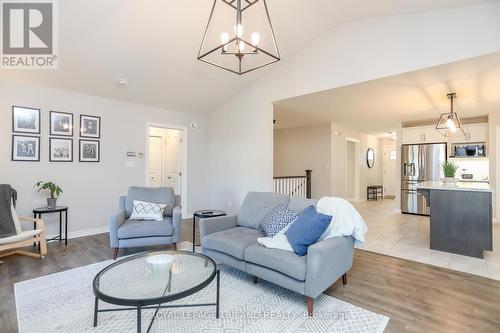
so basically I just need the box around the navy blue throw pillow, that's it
[285,205,332,256]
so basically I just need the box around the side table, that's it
[367,185,383,201]
[33,206,68,245]
[192,210,226,252]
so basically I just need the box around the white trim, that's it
[45,226,108,241]
[146,122,189,218]
[345,138,360,201]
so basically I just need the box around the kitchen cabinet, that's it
[403,123,488,145]
[458,123,487,143]
[402,126,446,144]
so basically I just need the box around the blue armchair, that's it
[108,186,182,259]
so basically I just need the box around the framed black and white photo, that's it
[12,135,40,161]
[50,111,73,136]
[79,139,100,162]
[50,138,73,162]
[80,115,101,138]
[12,106,41,134]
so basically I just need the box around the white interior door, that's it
[165,130,182,195]
[148,136,163,187]
[384,146,397,197]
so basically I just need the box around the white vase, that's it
[440,177,459,185]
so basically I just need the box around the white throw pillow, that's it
[11,200,22,234]
[129,200,167,221]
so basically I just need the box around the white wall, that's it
[0,80,208,238]
[331,123,383,200]
[207,3,500,212]
[273,123,332,199]
[273,122,383,201]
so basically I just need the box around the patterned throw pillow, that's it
[259,204,300,237]
[129,200,167,221]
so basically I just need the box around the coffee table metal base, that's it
[93,270,220,333]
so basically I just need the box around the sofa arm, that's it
[304,236,355,298]
[172,206,182,243]
[108,210,126,248]
[199,215,237,239]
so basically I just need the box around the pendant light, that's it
[435,93,465,137]
[198,0,280,75]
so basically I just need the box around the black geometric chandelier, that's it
[198,0,280,75]
[435,93,466,137]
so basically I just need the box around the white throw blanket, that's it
[257,197,368,251]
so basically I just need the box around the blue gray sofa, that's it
[108,186,182,259]
[200,192,355,316]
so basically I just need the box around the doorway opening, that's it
[345,138,360,201]
[383,145,397,199]
[146,123,188,217]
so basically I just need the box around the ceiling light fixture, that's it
[435,93,465,137]
[198,0,280,75]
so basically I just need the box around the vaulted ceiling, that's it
[1,0,496,113]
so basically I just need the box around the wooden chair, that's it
[0,217,47,263]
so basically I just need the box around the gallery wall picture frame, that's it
[80,114,101,138]
[12,106,41,134]
[49,138,73,162]
[79,139,100,162]
[12,135,41,162]
[50,111,74,136]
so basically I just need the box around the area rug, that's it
[15,242,389,332]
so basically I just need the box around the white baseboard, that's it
[46,226,108,241]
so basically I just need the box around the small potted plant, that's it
[35,181,63,209]
[441,161,459,185]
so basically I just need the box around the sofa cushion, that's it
[201,227,263,260]
[244,244,307,281]
[0,229,41,245]
[259,204,300,237]
[125,187,175,219]
[237,192,289,229]
[118,218,173,239]
[287,197,318,212]
[286,206,332,256]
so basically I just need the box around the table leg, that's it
[137,305,142,333]
[59,211,62,242]
[65,209,68,245]
[216,269,220,319]
[93,297,99,327]
[192,216,196,252]
[33,212,37,247]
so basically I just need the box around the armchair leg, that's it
[252,276,258,284]
[39,237,47,258]
[172,243,177,251]
[306,297,313,316]
[342,273,347,285]
[112,247,119,260]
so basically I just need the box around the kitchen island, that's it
[416,181,493,258]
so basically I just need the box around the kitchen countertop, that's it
[416,181,493,192]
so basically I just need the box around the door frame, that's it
[383,144,397,197]
[146,122,188,218]
[345,138,360,201]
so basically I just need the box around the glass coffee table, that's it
[92,251,219,333]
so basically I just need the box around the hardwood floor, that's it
[1,220,500,333]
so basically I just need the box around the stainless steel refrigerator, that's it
[401,143,447,215]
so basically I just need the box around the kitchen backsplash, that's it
[449,158,489,181]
